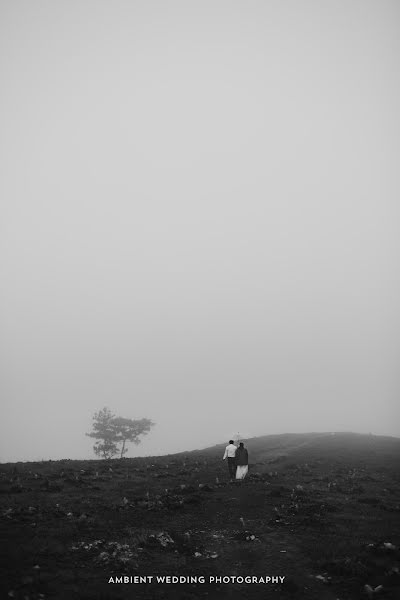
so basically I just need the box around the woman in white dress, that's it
[235,442,249,480]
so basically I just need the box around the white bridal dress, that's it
[236,465,248,479]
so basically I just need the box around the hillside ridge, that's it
[2,431,399,467]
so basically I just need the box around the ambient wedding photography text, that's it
[107,575,286,584]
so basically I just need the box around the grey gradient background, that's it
[1,0,399,462]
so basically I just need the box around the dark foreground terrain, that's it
[2,432,400,600]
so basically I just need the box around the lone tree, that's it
[86,407,155,459]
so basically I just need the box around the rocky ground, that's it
[1,433,400,599]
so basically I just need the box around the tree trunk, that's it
[120,439,126,459]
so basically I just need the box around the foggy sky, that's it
[1,0,399,463]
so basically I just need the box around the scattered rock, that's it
[382,542,396,551]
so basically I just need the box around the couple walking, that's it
[222,440,249,482]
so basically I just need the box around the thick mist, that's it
[1,0,399,462]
